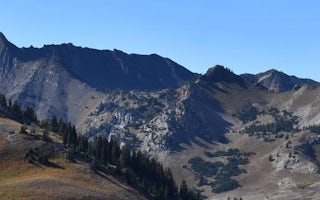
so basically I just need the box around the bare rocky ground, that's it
[165,131,320,200]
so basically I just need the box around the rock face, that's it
[0,33,195,91]
[241,69,317,92]
[83,83,230,160]
[0,32,195,122]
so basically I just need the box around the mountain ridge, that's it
[241,69,317,92]
[0,32,196,91]
[0,31,196,123]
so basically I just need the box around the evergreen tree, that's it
[78,135,89,153]
[12,100,21,114]
[95,136,103,161]
[101,138,110,164]
[111,140,120,165]
[51,115,58,132]
[8,99,12,108]
[42,129,49,141]
[23,106,37,122]
[71,125,78,145]
[58,118,66,135]
[179,180,189,200]
[0,93,7,106]
[120,145,131,168]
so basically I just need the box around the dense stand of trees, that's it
[237,107,300,136]
[234,107,259,123]
[46,115,78,146]
[305,125,320,134]
[0,93,37,124]
[84,136,201,200]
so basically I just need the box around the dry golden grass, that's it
[0,117,146,200]
[297,181,313,189]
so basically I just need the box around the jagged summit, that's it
[241,69,317,92]
[0,32,196,91]
[0,32,16,49]
[0,32,7,42]
[200,65,246,87]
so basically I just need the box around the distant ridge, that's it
[241,69,317,92]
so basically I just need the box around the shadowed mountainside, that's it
[0,32,196,91]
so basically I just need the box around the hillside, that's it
[0,116,148,200]
[2,31,320,199]
[80,66,320,199]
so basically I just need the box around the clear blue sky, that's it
[1,1,319,80]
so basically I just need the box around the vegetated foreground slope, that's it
[0,117,147,200]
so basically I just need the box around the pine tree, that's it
[78,135,89,153]
[51,115,58,132]
[8,99,12,108]
[95,136,103,161]
[58,118,65,135]
[179,180,188,200]
[0,93,7,106]
[111,140,120,165]
[12,100,21,114]
[42,129,49,141]
[120,145,131,168]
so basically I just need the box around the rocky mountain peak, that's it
[0,32,20,55]
[0,32,14,48]
[0,32,196,91]
[0,32,7,41]
[201,65,246,87]
[265,68,279,74]
[263,69,286,78]
[0,32,10,49]
[241,69,317,92]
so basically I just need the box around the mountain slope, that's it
[0,32,196,91]
[0,116,147,200]
[0,32,195,124]
[241,69,317,92]
[3,32,320,199]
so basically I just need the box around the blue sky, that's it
[1,1,319,80]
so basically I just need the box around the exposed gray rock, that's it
[241,69,317,92]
